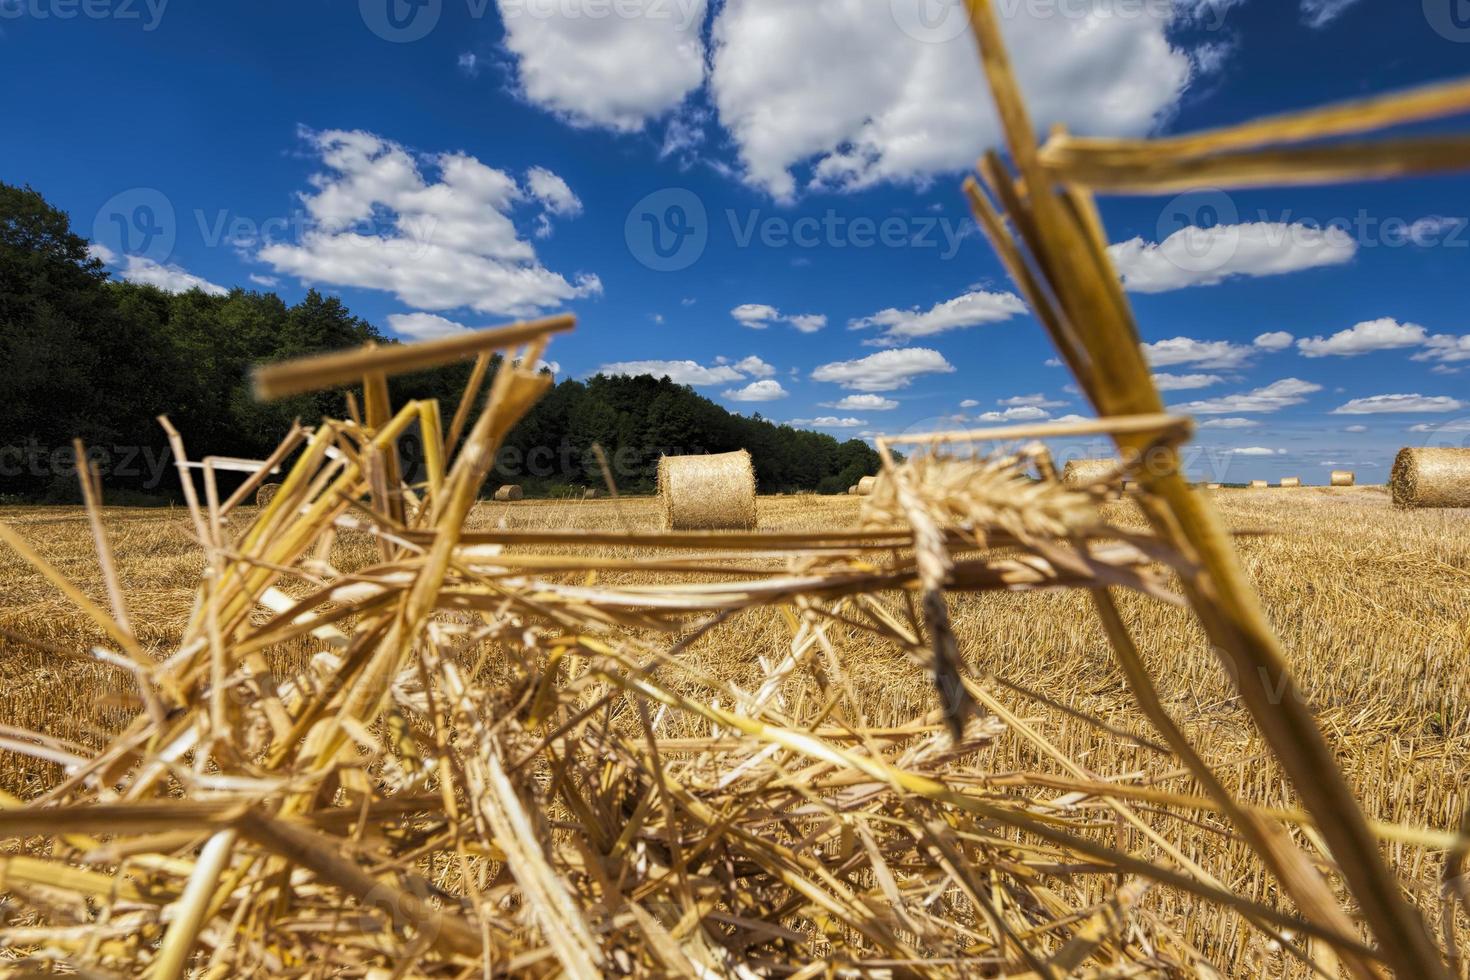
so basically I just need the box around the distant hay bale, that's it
[1280,477,1302,488]
[855,476,879,496]
[847,485,859,496]
[1250,480,1269,489]
[1330,470,1356,487]
[1206,483,1223,490]
[1390,448,1470,509]
[1061,458,1118,488]
[256,483,282,507]
[658,451,757,530]
[583,489,599,500]
[493,485,524,502]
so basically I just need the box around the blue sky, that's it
[3,0,1468,482]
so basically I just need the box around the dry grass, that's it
[2,486,1467,974]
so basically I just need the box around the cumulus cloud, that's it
[733,355,777,377]
[1142,336,1258,370]
[388,312,473,340]
[1332,394,1467,415]
[823,394,899,411]
[599,359,745,385]
[1199,417,1260,428]
[257,129,599,317]
[1153,372,1223,391]
[724,379,789,402]
[708,0,1196,199]
[1108,222,1355,293]
[88,244,228,297]
[1343,424,1369,432]
[1416,333,1470,364]
[849,290,1025,346]
[1297,318,1429,357]
[1172,378,1323,415]
[1254,331,1294,351]
[732,304,826,333]
[998,393,1067,408]
[496,0,708,131]
[810,348,956,392]
[1229,447,1285,456]
[788,416,866,428]
[975,406,1050,422]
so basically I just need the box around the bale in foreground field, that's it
[1062,458,1119,488]
[255,483,281,507]
[1251,480,1269,489]
[658,450,757,529]
[493,485,524,502]
[1391,447,1470,508]
[1281,477,1302,488]
[1331,470,1356,487]
[855,475,878,496]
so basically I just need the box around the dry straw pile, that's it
[1251,480,1269,489]
[2,7,1470,976]
[493,484,524,502]
[658,450,757,530]
[1280,477,1302,488]
[1391,447,1470,509]
[1331,469,1357,487]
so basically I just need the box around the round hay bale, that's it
[583,489,599,500]
[493,485,524,502]
[847,485,859,496]
[1061,458,1118,488]
[1280,477,1302,488]
[1250,480,1269,489]
[1390,448,1470,509]
[256,483,282,507]
[1330,470,1356,487]
[1206,483,1223,490]
[658,451,757,530]
[855,475,879,496]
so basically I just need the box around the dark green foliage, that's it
[0,183,879,502]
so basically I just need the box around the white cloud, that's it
[1332,394,1467,415]
[1254,331,1294,351]
[823,394,899,411]
[1343,424,1369,433]
[525,165,583,237]
[496,0,708,132]
[1229,447,1285,456]
[999,393,1067,408]
[1153,372,1223,391]
[1297,318,1429,358]
[1142,336,1257,370]
[388,312,472,340]
[599,359,745,385]
[1108,222,1355,293]
[849,290,1025,345]
[810,348,956,392]
[1409,420,1470,433]
[249,273,280,288]
[458,52,481,76]
[959,399,980,409]
[732,304,826,332]
[1173,378,1323,415]
[1200,417,1260,428]
[1416,333,1470,364]
[93,246,228,297]
[709,0,1196,199]
[976,406,1050,422]
[1052,413,1091,424]
[258,129,599,317]
[733,355,777,377]
[788,416,866,429]
[724,379,789,402]
[1300,0,1362,28]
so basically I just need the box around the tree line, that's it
[0,181,880,502]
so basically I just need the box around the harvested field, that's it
[2,486,1468,974]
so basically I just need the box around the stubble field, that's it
[1,486,1468,973]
